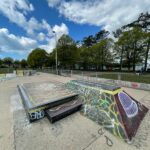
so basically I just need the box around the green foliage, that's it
[0,59,3,66]
[57,34,75,47]
[82,35,96,47]
[20,59,28,68]
[13,60,20,69]
[79,46,95,69]
[79,38,113,70]
[114,27,146,71]
[117,12,150,71]
[3,57,14,67]
[56,34,79,68]
[27,48,48,68]
[95,30,109,42]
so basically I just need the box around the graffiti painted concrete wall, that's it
[72,75,150,91]
[66,80,148,142]
[66,81,128,141]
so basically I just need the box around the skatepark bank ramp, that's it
[66,80,149,142]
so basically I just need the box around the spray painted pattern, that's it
[66,80,148,142]
[66,81,128,141]
[118,92,138,118]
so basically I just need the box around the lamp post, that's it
[53,31,58,75]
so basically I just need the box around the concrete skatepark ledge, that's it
[17,81,82,122]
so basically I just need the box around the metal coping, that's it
[72,80,121,91]
[46,100,82,123]
[17,84,79,112]
[17,85,33,109]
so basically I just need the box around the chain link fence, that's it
[39,68,150,84]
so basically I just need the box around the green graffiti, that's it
[66,81,128,141]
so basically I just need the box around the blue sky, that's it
[0,0,150,60]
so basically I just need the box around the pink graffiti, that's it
[131,83,139,88]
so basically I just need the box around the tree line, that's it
[1,12,150,72]
[0,57,27,69]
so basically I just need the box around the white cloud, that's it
[0,28,37,53]
[0,25,69,54]
[40,38,56,53]
[52,23,69,39]
[47,0,61,7]
[40,23,69,53]
[0,0,57,36]
[37,32,46,41]
[0,0,69,54]
[0,0,37,34]
[47,0,150,31]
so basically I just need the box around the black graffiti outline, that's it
[30,110,45,120]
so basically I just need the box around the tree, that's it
[79,46,95,70]
[21,59,28,68]
[13,60,20,69]
[95,30,109,42]
[45,52,55,67]
[3,57,14,67]
[27,48,48,68]
[57,34,75,47]
[113,28,123,38]
[93,38,113,70]
[144,32,150,71]
[122,12,150,71]
[82,35,96,47]
[114,26,145,71]
[0,59,3,66]
[56,34,79,69]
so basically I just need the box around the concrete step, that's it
[18,83,79,122]
[46,99,82,123]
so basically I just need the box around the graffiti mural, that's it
[66,80,149,142]
[118,92,138,118]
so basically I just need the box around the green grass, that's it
[0,68,14,74]
[97,73,150,84]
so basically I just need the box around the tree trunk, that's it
[144,42,150,71]
[127,51,131,71]
[101,49,104,71]
[120,46,123,71]
[133,42,136,72]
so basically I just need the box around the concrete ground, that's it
[0,73,150,150]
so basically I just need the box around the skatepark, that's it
[0,72,150,150]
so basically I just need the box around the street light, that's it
[53,31,58,75]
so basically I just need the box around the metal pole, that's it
[56,45,58,75]
[53,31,58,75]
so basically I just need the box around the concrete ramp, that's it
[18,81,80,122]
[66,80,149,142]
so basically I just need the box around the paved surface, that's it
[23,81,75,106]
[0,73,150,150]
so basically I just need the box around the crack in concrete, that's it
[82,128,113,150]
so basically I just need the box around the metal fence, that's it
[39,69,150,84]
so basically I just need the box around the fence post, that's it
[95,72,97,82]
[81,71,84,80]
[118,73,121,80]
[71,70,72,77]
